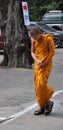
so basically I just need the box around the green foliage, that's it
[27,0,63,21]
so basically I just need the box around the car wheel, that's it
[53,36,61,48]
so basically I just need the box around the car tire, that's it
[53,36,61,48]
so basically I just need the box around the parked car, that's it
[0,29,4,53]
[41,10,63,31]
[26,21,63,48]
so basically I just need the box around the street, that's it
[0,48,63,130]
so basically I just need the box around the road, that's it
[0,48,63,130]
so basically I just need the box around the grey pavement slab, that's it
[0,92,63,130]
[0,101,63,130]
[0,48,63,130]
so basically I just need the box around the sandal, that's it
[44,101,54,116]
[34,106,45,115]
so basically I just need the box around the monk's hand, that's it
[37,60,45,68]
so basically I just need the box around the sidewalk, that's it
[0,98,63,130]
[0,67,63,130]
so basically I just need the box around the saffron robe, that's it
[34,34,55,107]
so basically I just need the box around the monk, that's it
[29,26,55,116]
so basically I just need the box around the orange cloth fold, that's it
[34,34,55,107]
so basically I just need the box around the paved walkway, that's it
[0,49,63,130]
[0,68,63,130]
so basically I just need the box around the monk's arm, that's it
[31,39,38,62]
[31,38,43,67]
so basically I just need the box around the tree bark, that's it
[0,0,33,68]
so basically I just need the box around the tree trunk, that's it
[0,0,33,68]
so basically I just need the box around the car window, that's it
[42,13,63,24]
[37,22,56,32]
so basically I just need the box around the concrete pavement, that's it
[0,98,63,130]
[0,49,63,130]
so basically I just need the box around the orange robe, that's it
[34,34,55,107]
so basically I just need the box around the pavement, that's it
[0,49,63,130]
